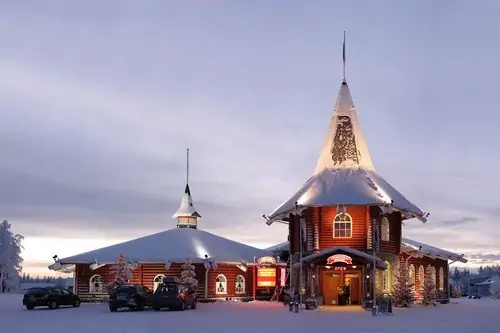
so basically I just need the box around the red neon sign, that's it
[326,254,353,265]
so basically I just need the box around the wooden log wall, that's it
[75,262,256,300]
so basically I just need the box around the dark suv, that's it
[150,281,197,311]
[108,284,153,312]
[23,287,81,310]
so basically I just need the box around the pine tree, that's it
[180,258,198,290]
[421,265,437,306]
[108,252,133,290]
[0,220,24,293]
[391,256,414,307]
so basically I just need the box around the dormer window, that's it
[333,213,352,238]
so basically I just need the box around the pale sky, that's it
[1,0,499,276]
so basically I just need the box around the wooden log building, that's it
[264,35,467,307]
[49,151,284,302]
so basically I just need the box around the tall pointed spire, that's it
[173,148,201,229]
[313,33,375,173]
[342,30,346,82]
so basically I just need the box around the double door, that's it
[322,270,361,305]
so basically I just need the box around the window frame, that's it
[333,213,353,238]
[235,275,246,295]
[409,264,416,291]
[153,274,166,292]
[380,217,390,242]
[215,274,228,295]
[438,267,445,291]
[89,274,104,294]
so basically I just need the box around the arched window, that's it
[235,275,245,294]
[409,264,415,291]
[438,267,444,291]
[215,274,227,294]
[89,274,104,294]
[418,265,425,289]
[153,274,165,292]
[333,213,352,238]
[430,266,437,287]
[381,261,391,292]
[381,217,390,241]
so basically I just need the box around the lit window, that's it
[333,213,352,238]
[235,275,245,294]
[381,217,390,241]
[153,274,165,292]
[418,265,425,289]
[215,274,227,294]
[438,267,444,291]
[89,274,104,294]
[381,261,391,292]
[409,264,415,291]
[430,266,437,287]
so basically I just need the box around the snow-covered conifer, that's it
[108,252,133,290]
[391,256,414,307]
[180,258,198,290]
[421,265,437,306]
[0,220,24,293]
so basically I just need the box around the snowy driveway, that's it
[1,295,498,333]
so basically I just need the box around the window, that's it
[235,275,245,294]
[381,261,391,292]
[61,288,71,294]
[418,265,425,289]
[409,264,415,291]
[381,217,390,241]
[430,266,437,287]
[333,213,352,238]
[438,267,444,291]
[215,274,227,294]
[89,275,104,294]
[153,274,165,292]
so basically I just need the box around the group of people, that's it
[337,283,351,305]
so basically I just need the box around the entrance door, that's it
[322,272,341,305]
[344,273,361,305]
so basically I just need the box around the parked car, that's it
[469,293,481,299]
[150,279,197,311]
[22,287,81,310]
[108,284,153,312]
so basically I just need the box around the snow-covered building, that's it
[264,34,466,306]
[48,150,280,301]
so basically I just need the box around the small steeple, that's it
[172,148,201,229]
[313,31,375,174]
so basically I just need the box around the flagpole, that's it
[342,30,346,82]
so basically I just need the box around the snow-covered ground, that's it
[1,294,497,333]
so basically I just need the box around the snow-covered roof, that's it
[172,184,202,220]
[267,80,425,224]
[265,241,289,254]
[401,238,468,263]
[293,246,387,269]
[55,227,272,265]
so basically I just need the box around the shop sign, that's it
[326,254,353,265]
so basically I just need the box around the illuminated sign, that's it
[257,256,277,266]
[334,267,347,271]
[257,267,276,287]
[280,268,286,287]
[326,254,353,265]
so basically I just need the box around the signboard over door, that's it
[326,254,353,265]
